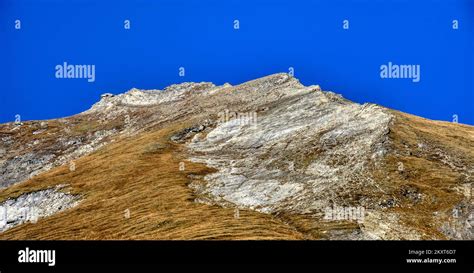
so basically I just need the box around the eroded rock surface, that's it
[0,73,472,239]
[0,185,80,232]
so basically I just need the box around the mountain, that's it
[0,73,472,240]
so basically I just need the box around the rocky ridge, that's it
[0,73,472,240]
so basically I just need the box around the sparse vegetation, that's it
[0,122,303,239]
[0,74,472,240]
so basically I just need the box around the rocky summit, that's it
[0,73,472,240]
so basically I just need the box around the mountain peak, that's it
[0,74,472,240]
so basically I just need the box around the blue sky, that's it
[1,0,473,124]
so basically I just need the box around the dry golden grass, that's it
[370,111,474,239]
[0,121,304,240]
[0,109,472,240]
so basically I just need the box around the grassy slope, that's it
[0,109,472,240]
[0,120,303,240]
[371,111,474,239]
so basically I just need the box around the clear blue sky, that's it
[1,0,473,124]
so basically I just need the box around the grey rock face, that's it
[0,153,55,188]
[0,82,219,189]
[187,78,393,216]
[0,124,118,189]
[89,82,216,110]
[0,185,80,232]
[0,73,472,240]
